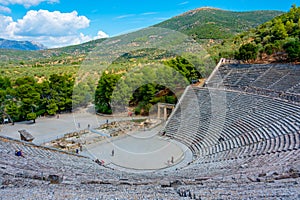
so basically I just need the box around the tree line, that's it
[95,57,202,115]
[0,74,91,123]
[0,56,202,122]
[236,5,300,62]
[213,5,300,62]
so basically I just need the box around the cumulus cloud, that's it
[34,34,91,48]
[9,10,90,36]
[93,30,109,40]
[0,5,11,13]
[0,0,59,8]
[0,15,13,36]
[0,10,108,48]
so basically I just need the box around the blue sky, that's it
[0,0,297,48]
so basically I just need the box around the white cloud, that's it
[9,10,90,37]
[93,30,109,40]
[141,12,158,16]
[115,14,135,19]
[0,10,107,48]
[0,15,13,37]
[0,5,11,13]
[37,34,92,48]
[178,1,189,5]
[0,0,59,8]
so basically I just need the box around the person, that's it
[76,149,79,154]
[101,160,105,165]
[171,156,174,164]
[94,159,105,166]
[106,119,109,124]
[111,149,114,156]
[15,150,25,158]
[87,124,90,129]
[94,158,100,164]
[218,137,225,142]
[20,150,25,157]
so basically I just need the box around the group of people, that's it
[94,159,105,165]
[93,149,115,166]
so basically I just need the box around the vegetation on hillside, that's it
[95,56,201,115]
[0,7,295,120]
[211,5,300,62]
[0,38,105,68]
[0,9,282,68]
[0,75,74,123]
[155,8,282,41]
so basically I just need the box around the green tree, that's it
[0,77,11,89]
[283,40,300,61]
[46,100,59,115]
[95,73,122,114]
[72,83,92,108]
[26,112,37,123]
[235,43,258,61]
[4,100,20,123]
[164,57,202,83]
[16,83,40,122]
[36,80,51,115]
[272,19,288,41]
[15,76,35,86]
[264,43,276,55]
[49,74,74,112]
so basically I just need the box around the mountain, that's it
[0,8,285,66]
[155,7,283,40]
[0,38,46,51]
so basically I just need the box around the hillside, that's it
[155,7,283,40]
[0,8,283,67]
[0,38,106,67]
[0,38,46,51]
[210,5,300,63]
[0,7,293,118]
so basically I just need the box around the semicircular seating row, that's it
[207,63,300,102]
[164,63,300,163]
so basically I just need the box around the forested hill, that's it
[155,7,283,40]
[211,5,300,63]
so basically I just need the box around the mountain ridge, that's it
[0,8,285,66]
[155,8,283,40]
[0,38,47,51]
